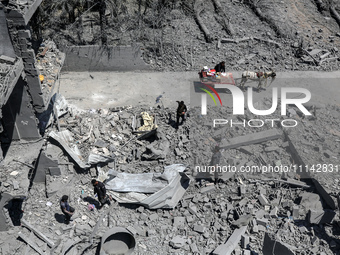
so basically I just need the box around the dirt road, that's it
[59,71,340,110]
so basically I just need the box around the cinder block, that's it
[269,207,278,218]
[258,194,268,206]
[193,224,205,233]
[292,206,299,219]
[149,213,158,221]
[256,218,268,227]
[200,185,215,194]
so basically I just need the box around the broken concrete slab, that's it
[48,130,90,169]
[212,226,247,255]
[258,194,269,206]
[18,232,44,255]
[21,219,54,247]
[220,129,282,149]
[308,209,336,224]
[33,151,58,183]
[0,193,13,231]
[170,235,186,249]
[262,233,295,255]
[311,178,336,210]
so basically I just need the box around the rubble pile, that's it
[35,40,65,103]
[0,96,340,254]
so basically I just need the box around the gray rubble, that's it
[0,95,339,254]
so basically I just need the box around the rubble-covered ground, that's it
[34,0,340,72]
[1,88,340,254]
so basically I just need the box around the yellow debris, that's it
[137,112,157,131]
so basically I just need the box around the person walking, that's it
[176,101,187,128]
[91,179,110,208]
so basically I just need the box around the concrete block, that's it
[188,204,198,215]
[190,243,198,253]
[212,226,247,255]
[0,55,15,64]
[258,194,268,206]
[12,180,19,190]
[220,129,282,149]
[126,226,137,235]
[241,235,249,249]
[270,207,278,218]
[200,185,215,194]
[265,146,279,152]
[255,209,266,219]
[256,218,268,227]
[232,214,253,227]
[252,225,258,233]
[258,225,266,232]
[220,211,228,219]
[173,217,185,227]
[18,29,31,38]
[292,206,299,219]
[170,236,186,249]
[193,224,205,233]
[239,185,246,195]
[149,213,158,221]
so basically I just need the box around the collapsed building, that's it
[0,1,340,255]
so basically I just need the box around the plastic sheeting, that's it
[107,164,190,209]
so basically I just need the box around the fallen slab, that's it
[312,178,336,210]
[21,219,55,247]
[0,193,13,231]
[262,233,295,255]
[220,129,282,149]
[18,232,45,255]
[49,130,90,169]
[212,226,247,255]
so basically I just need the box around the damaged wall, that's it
[61,44,150,72]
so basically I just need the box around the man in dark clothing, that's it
[92,179,110,208]
[214,61,225,73]
[60,195,75,224]
[176,101,187,127]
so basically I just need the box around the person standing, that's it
[176,101,187,128]
[60,195,75,224]
[91,179,110,208]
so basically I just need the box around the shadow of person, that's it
[83,196,100,208]
[54,213,65,223]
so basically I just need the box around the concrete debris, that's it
[220,129,282,149]
[262,233,295,255]
[212,226,247,255]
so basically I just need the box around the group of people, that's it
[59,61,227,224]
[60,179,111,224]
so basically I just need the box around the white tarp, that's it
[107,164,190,209]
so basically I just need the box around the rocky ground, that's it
[36,0,340,72]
